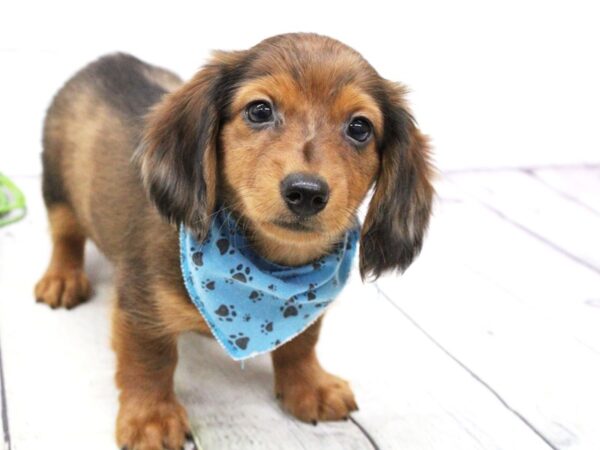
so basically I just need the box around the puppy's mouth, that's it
[272,219,318,232]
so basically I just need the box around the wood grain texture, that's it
[176,336,373,450]
[377,176,600,450]
[446,170,600,272]
[175,274,552,450]
[530,167,600,215]
[316,280,552,450]
[433,178,600,354]
[0,176,558,449]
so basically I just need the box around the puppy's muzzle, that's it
[280,173,329,217]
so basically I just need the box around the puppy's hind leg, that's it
[34,204,91,309]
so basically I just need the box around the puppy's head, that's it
[138,33,433,279]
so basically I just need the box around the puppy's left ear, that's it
[135,51,246,239]
[360,81,434,280]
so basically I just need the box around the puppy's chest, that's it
[178,215,358,360]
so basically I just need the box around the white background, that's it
[1,0,599,175]
[2,3,600,449]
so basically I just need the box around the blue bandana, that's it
[179,213,359,360]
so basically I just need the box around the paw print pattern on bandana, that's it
[201,279,215,291]
[180,213,359,360]
[280,296,302,318]
[332,242,345,262]
[249,290,264,303]
[312,257,326,270]
[192,251,204,267]
[228,332,250,350]
[260,320,274,334]
[216,238,230,255]
[215,304,237,322]
[216,236,236,256]
[228,264,253,283]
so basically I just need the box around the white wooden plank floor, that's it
[0,167,598,450]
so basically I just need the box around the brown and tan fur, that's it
[35,34,434,450]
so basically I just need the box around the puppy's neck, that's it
[249,230,333,266]
[217,197,340,266]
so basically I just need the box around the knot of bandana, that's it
[179,212,359,360]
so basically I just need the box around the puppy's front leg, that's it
[272,318,358,424]
[113,302,190,450]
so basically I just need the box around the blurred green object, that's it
[0,173,27,226]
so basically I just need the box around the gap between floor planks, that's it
[0,171,592,448]
[376,169,600,449]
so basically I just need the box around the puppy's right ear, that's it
[135,51,246,239]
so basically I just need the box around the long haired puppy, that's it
[35,33,433,449]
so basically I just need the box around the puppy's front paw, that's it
[34,269,90,309]
[117,397,191,450]
[275,367,358,423]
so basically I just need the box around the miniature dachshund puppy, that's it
[35,33,434,449]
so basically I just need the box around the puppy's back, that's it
[42,53,182,258]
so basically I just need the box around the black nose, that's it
[281,173,330,217]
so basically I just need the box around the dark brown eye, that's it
[246,101,274,123]
[346,117,372,142]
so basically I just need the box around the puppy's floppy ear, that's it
[360,81,434,280]
[135,51,247,238]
